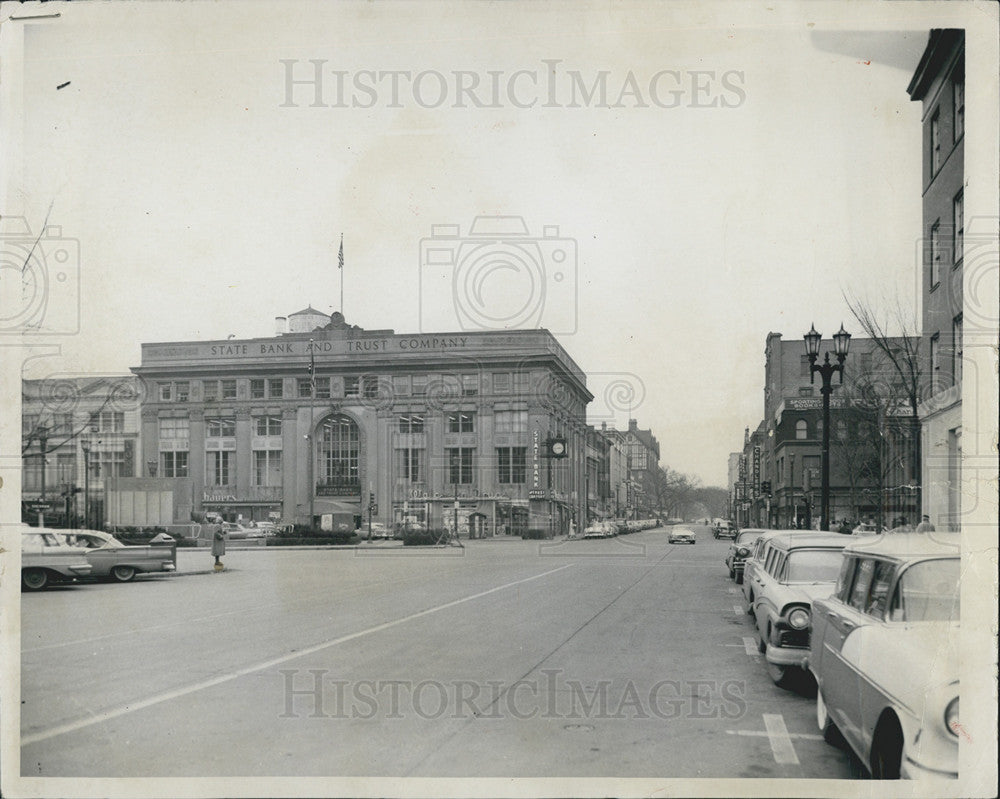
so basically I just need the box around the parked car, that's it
[714,520,737,540]
[749,532,850,686]
[741,529,816,603]
[20,525,93,590]
[246,521,278,537]
[365,522,392,539]
[583,522,614,538]
[725,528,769,583]
[810,533,961,779]
[668,526,696,544]
[852,522,886,536]
[60,529,177,582]
[222,522,250,540]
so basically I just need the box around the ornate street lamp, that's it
[37,424,50,502]
[804,323,851,530]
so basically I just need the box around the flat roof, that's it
[843,532,961,559]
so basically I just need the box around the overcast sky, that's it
[5,1,941,485]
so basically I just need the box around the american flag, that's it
[338,234,344,270]
[308,339,316,393]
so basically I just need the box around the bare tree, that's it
[843,292,923,507]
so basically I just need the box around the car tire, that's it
[729,568,736,579]
[870,715,904,779]
[22,568,49,591]
[816,687,842,745]
[735,571,743,584]
[111,565,137,583]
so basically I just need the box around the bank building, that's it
[131,308,592,537]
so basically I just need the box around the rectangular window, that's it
[96,449,128,479]
[461,373,478,396]
[250,379,266,400]
[953,69,964,141]
[51,413,74,435]
[203,380,219,402]
[953,191,963,265]
[493,372,511,393]
[930,333,940,379]
[393,375,410,396]
[448,447,474,484]
[222,379,237,400]
[297,378,312,398]
[930,110,941,173]
[255,415,282,436]
[314,377,330,399]
[55,452,76,484]
[512,371,530,393]
[930,221,941,287]
[363,375,379,399]
[952,315,963,387]
[412,375,428,396]
[399,414,425,434]
[799,354,811,378]
[206,451,233,486]
[98,411,124,433]
[160,450,189,478]
[172,382,189,402]
[497,446,527,484]
[344,376,360,398]
[398,448,422,482]
[253,450,282,486]
[268,378,284,398]
[206,417,236,438]
[447,412,475,433]
[495,410,528,434]
[158,418,190,441]
[158,382,172,402]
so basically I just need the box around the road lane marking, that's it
[727,587,738,594]
[742,636,760,657]
[763,713,800,765]
[733,604,744,614]
[726,729,823,741]
[21,563,574,746]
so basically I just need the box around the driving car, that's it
[725,528,768,583]
[748,532,849,687]
[21,525,94,590]
[59,529,177,582]
[810,533,961,780]
[667,526,696,544]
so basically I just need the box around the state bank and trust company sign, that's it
[143,333,546,362]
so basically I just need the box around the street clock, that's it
[546,437,568,458]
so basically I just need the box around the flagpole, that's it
[338,233,344,316]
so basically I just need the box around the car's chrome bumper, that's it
[901,756,958,780]
[764,644,809,667]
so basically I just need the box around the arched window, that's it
[318,414,359,489]
[795,419,808,440]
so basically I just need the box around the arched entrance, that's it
[313,413,362,529]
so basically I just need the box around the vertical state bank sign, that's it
[532,429,541,490]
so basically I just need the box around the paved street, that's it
[21,525,857,779]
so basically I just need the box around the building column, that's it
[189,410,205,512]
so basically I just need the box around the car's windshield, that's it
[785,549,844,582]
[737,531,763,545]
[891,558,960,622]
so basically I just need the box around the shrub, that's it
[521,528,551,540]
[402,529,447,546]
